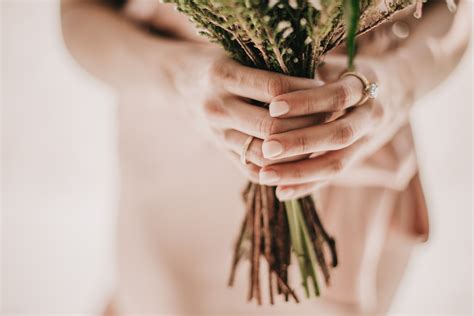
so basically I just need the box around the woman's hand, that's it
[257,55,414,200]
[166,44,331,182]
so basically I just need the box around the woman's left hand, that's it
[258,55,414,200]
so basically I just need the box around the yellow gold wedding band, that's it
[240,136,254,165]
[340,71,379,105]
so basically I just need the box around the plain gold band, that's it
[340,71,371,105]
[240,136,254,165]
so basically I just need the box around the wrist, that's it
[158,41,225,96]
[131,36,187,92]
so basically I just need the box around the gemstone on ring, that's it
[339,71,379,105]
[366,82,379,99]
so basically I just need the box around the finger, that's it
[262,103,378,159]
[268,76,364,118]
[226,151,261,183]
[210,59,323,103]
[220,129,265,167]
[259,137,368,186]
[206,97,331,139]
[317,55,347,82]
[276,181,328,201]
[318,55,378,83]
[219,129,309,167]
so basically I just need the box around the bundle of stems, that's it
[164,0,418,304]
[228,183,338,303]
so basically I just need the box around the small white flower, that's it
[286,48,293,54]
[300,18,307,26]
[277,21,291,32]
[282,27,293,39]
[289,0,298,9]
[278,3,284,8]
[268,0,278,8]
[304,37,312,45]
[263,15,271,23]
[293,58,299,63]
[309,0,322,10]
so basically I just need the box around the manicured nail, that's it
[277,188,295,200]
[269,100,289,117]
[259,170,280,184]
[262,140,283,158]
[314,79,325,86]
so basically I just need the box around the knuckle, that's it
[300,96,314,115]
[332,122,354,145]
[268,118,281,135]
[266,76,289,98]
[329,159,344,173]
[257,116,278,138]
[333,84,351,110]
[269,119,285,134]
[249,144,265,167]
[302,97,315,116]
[295,134,308,153]
[221,129,233,143]
[209,59,233,83]
[203,99,226,120]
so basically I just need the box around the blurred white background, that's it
[1,1,472,315]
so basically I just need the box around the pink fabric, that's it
[311,123,429,311]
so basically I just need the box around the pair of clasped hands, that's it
[177,47,405,200]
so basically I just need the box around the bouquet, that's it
[163,0,456,305]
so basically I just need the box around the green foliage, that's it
[163,0,348,79]
[163,0,425,78]
[344,0,360,70]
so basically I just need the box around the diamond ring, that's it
[339,71,379,105]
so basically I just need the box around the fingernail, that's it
[277,188,295,200]
[259,170,280,184]
[269,100,289,117]
[314,79,325,86]
[262,140,283,158]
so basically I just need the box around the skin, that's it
[60,0,470,313]
[61,1,469,202]
[261,4,471,199]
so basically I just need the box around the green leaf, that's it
[295,202,320,297]
[285,200,309,295]
[343,0,360,70]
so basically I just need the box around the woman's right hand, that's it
[162,43,327,182]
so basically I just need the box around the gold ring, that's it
[240,136,254,165]
[340,71,379,105]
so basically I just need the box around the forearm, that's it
[60,0,190,91]
[388,1,470,102]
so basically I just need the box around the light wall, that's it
[1,1,472,315]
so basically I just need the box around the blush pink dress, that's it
[109,1,429,315]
